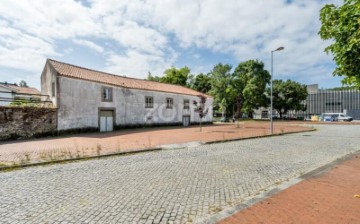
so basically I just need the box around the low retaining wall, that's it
[0,106,57,140]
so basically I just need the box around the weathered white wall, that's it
[41,62,58,106]
[0,86,12,106]
[56,77,213,130]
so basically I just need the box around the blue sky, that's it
[0,0,343,90]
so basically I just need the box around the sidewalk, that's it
[0,121,311,167]
[219,154,360,224]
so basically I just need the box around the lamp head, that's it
[275,47,284,51]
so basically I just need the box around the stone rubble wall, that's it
[0,106,57,141]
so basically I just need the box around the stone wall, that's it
[0,106,57,140]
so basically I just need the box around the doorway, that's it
[182,115,190,127]
[99,110,114,132]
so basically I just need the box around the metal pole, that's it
[270,51,274,134]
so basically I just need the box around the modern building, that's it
[305,84,360,119]
[41,59,213,132]
[0,82,41,106]
[254,84,360,120]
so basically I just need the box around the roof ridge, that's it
[0,83,17,92]
[47,59,199,91]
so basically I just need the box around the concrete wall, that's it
[56,77,213,130]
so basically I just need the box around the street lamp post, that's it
[270,46,284,134]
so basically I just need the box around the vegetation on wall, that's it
[10,97,42,107]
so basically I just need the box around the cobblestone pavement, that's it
[0,125,359,224]
[0,122,310,165]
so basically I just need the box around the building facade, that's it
[41,59,213,132]
[305,84,360,119]
[0,82,41,106]
[254,84,360,120]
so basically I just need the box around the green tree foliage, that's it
[161,66,192,86]
[231,60,270,118]
[208,63,232,118]
[319,0,360,88]
[147,72,160,82]
[147,67,193,87]
[327,86,357,91]
[19,80,28,87]
[270,80,308,119]
[191,73,212,93]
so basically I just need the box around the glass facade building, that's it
[305,84,360,119]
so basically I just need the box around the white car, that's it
[322,113,353,122]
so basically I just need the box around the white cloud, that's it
[0,0,98,40]
[0,21,58,71]
[105,49,178,78]
[73,39,104,53]
[0,0,344,88]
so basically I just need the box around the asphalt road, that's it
[0,125,359,224]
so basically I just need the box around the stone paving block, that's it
[0,125,359,223]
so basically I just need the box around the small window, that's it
[101,86,113,102]
[51,82,55,97]
[145,96,153,108]
[183,99,190,109]
[166,98,173,109]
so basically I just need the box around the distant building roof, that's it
[11,85,41,95]
[0,82,40,95]
[48,59,211,97]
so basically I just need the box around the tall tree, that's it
[319,0,360,88]
[193,95,209,132]
[208,63,232,118]
[231,60,270,119]
[147,72,160,82]
[147,67,192,87]
[160,66,192,86]
[269,79,308,119]
[19,80,28,87]
[191,73,212,93]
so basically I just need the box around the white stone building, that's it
[41,59,213,132]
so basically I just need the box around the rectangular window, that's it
[183,99,190,109]
[145,96,153,108]
[166,98,173,109]
[51,82,55,97]
[101,86,113,102]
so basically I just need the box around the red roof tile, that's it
[0,83,40,95]
[48,59,211,98]
[12,86,41,95]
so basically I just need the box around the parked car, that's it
[321,113,353,122]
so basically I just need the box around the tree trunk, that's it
[234,94,244,128]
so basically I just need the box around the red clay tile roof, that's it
[11,86,41,95]
[0,83,40,95]
[48,59,212,98]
